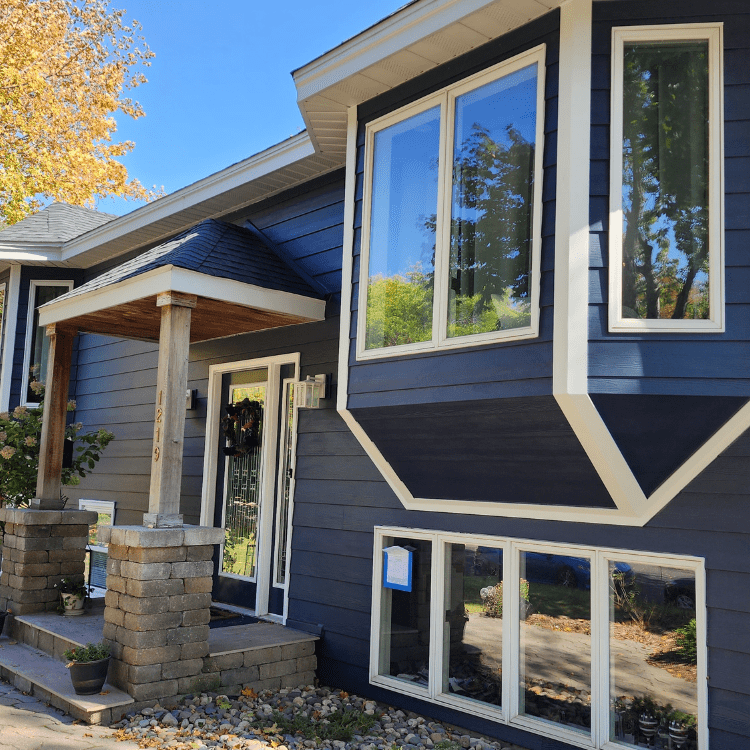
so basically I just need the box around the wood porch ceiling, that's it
[58,294,316,344]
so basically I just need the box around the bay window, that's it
[358,45,545,359]
[372,528,707,750]
[609,25,724,331]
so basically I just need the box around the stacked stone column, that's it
[0,508,97,615]
[99,525,224,702]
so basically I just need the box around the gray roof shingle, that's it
[0,203,116,244]
[55,219,323,303]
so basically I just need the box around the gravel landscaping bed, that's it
[112,684,531,750]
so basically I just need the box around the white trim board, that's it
[37,265,326,329]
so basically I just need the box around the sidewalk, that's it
[0,679,139,750]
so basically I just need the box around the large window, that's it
[22,280,74,404]
[609,25,723,332]
[371,528,707,750]
[357,46,546,359]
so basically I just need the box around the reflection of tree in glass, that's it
[365,267,433,349]
[442,123,534,336]
[622,43,709,320]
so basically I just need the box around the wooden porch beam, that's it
[143,292,197,527]
[32,325,76,510]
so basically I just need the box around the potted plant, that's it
[54,577,88,616]
[63,641,110,695]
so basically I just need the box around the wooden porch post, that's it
[31,324,75,511]
[143,292,197,528]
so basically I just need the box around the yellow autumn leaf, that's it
[0,0,163,225]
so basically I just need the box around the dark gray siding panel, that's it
[244,171,345,302]
[588,0,750,397]
[348,11,560,412]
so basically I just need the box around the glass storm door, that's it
[212,364,296,617]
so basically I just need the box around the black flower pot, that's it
[68,657,110,695]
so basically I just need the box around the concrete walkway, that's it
[0,678,140,750]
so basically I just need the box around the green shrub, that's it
[63,641,110,663]
[674,618,697,664]
[0,380,113,507]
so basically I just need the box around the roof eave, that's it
[293,0,561,155]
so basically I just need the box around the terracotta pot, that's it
[68,657,109,695]
[60,592,85,616]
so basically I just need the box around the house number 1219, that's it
[154,390,163,462]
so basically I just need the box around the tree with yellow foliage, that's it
[0,0,158,225]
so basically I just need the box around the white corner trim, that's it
[0,266,19,413]
[553,0,591,397]
[38,265,326,328]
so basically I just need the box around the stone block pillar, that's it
[0,508,98,615]
[99,525,223,702]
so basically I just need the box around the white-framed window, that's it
[357,45,546,360]
[22,280,74,405]
[371,527,707,750]
[78,499,116,595]
[609,24,724,332]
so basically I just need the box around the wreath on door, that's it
[221,398,262,456]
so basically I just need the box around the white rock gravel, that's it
[112,685,532,750]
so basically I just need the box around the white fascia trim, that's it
[38,265,326,328]
[0,244,63,263]
[60,134,318,263]
[0,266,20,412]
[294,0,556,101]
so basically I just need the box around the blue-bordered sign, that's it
[383,546,413,592]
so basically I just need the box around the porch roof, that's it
[37,220,326,343]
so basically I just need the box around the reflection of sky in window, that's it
[368,106,440,279]
[451,66,537,264]
[455,64,537,150]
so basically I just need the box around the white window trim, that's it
[22,279,74,406]
[272,377,298,595]
[78,499,116,595]
[370,526,708,750]
[356,44,546,361]
[608,23,724,333]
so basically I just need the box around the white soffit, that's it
[294,0,562,154]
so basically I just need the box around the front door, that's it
[209,359,298,618]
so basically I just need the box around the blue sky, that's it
[98,0,402,216]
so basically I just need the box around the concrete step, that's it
[0,637,133,724]
[12,606,105,662]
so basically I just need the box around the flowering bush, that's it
[0,380,114,507]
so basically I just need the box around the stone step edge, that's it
[14,613,89,648]
[0,638,133,725]
[209,633,318,658]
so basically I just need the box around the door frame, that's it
[200,353,300,622]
